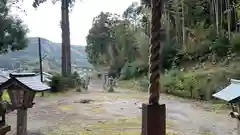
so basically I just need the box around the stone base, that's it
[141,103,166,135]
[108,86,114,92]
[0,125,11,135]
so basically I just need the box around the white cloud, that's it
[12,0,139,45]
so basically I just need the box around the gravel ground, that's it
[4,80,238,135]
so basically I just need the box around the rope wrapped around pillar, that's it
[148,0,162,105]
[141,0,166,135]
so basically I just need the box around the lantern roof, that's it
[10,73,36,77]
[0,74,9,84]
[212,79,240,103]
[0,73,50,92]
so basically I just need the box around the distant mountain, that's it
[0,37,93,71]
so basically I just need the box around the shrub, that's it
[161,65,240,100]
[133,76,149,92]
[210,33,230,57]
[230,33,240,53]
[49,74,64,92]
[49,72,82,92]
[120,61,147,80]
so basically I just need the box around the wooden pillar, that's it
[141,0,166,134]
[142,104,166,135]
[17,108,27,135]
[237,120,240,135]
[237,104,240,135]
[0,125,11,135]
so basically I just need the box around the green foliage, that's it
[120,61,147,80]
[86,0,240,101]
[134,77,149,92]
[161,64,240,100]
[210,33,230,57]
[230,33,240,53]
[86,12,140,71]
[33,0,76,8]
[49,74,63,92]
[71,71,82,86]
[49,72,82,92]
[0,0,28,54]
[161,42,178,69]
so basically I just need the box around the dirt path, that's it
[5,82,238,135]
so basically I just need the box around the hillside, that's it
[0,37,93,71]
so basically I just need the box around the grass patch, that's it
[49,117,178,135]
[202,102,229,112]
[117,80,136,90]
[88,117,141,129]
[166,132,178,135]
[89,104,105,113]
[200,131,216,135]
[49,117,141,135]
[211,103,229,110]
[79,129,140,135]
[35,91,73,98]
[58,105,73,111]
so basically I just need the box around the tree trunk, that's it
[166,2,170,45]
[215,0,219,35]
[220,0,223,30]
[182,0,185,45]
[175,4,181,46]
[61,0,71,77]
[226,0,231,39]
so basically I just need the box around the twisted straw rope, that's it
[148,0,162,105]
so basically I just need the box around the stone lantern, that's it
[108,76,114,92]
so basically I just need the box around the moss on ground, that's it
[35,91,69,97]
[58,105,73,111]
[1,90,71,101]
[49,117,178,135]
[200,132,216,135]
[88,104,105,113]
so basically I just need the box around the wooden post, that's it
[237,120,240,135]
[142,104,166,135]
[0,125,11,135]
[141,0,166,135]
[237,104,240,135]
[17,108,27,135]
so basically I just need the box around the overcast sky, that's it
[11,0,139,46]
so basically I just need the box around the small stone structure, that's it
[108,76,114,92]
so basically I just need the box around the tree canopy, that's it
[32,0,76,8]
[0,0,28,54]
[85,0,240,79]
